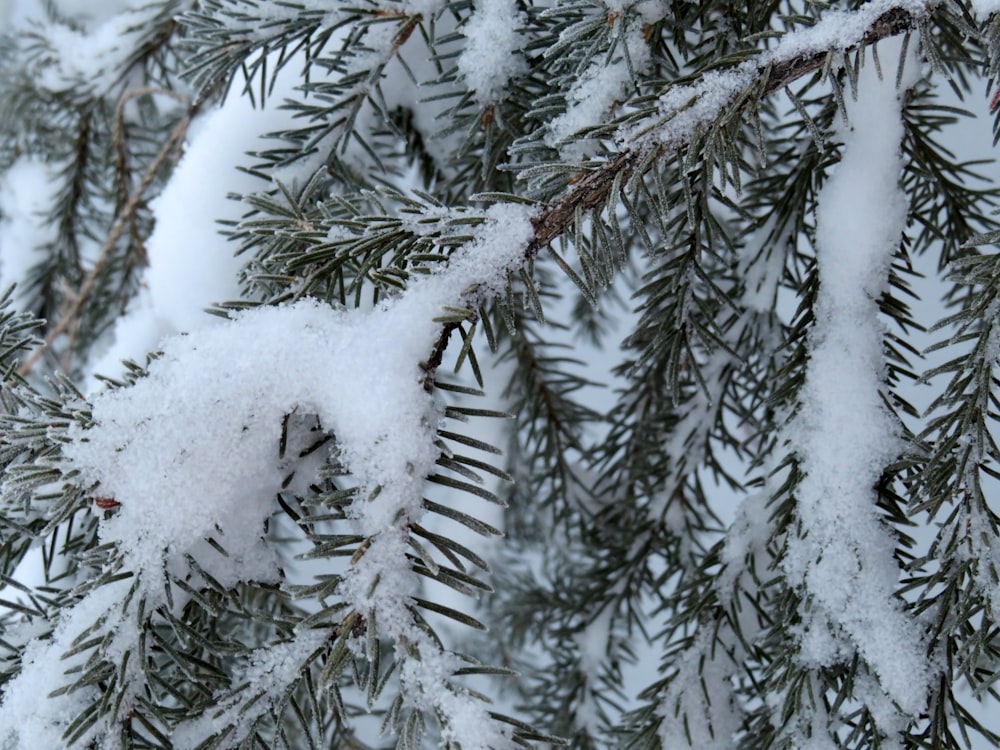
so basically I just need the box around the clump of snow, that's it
[1,201,537,749]
[399,643,513,750]
[780,38,930,724]
[740,214,791,314]
[49,0,136,25]
[575,605,613,683]
[716,492,772,598]
[763,0,929,61]
[658,492,775,746]
[72,203,535,601]
[457,0,528,105]
[616,67,755,152]
[84,288,171,391]
[550,12,662,160]
[404,0,446,15]
[141,92,266,336]
[605,0,669,23]
[571,604,615,735]
[657,16,936,745]
[343,19,401,77]
[954,503,1000,623]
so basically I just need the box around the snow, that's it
[657,629,743,750]
[780,38,930,724]
[741,215,791,313]
[717,492,771,598]
[84,289,170,389]
[141,91,269,335]
[606,0,669,23]
[572,603,614,734]
[617,66,756,150]
[763,1,921,61]
[3,7,535,737]
[72,201,535,586]
[654,15,940,743]
[0,0,134,28]
[47,0,135,25]
[548,12,662,160]
[172,627,333,745]
[620,0,934,152]
[0,156,57,308]
[0,577,133,750]
[86,69,305,389]
[457,0,528,106]
[967,0,1000,19]
[0,202,537,748]
[25,1,167,96]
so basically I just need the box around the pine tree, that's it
[3,0,1000,747]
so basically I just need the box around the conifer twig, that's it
[529,6,918,255]
[424,5,923,381]
[112,86,188,254]
[19,88,217,376]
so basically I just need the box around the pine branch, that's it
[18,85,219,375]
[533,6,920,242]
[426,3,927,382]
[7,2,1000,748]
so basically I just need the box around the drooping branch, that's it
[18,86,219,376]
[425,3,928,380]
[19,8,428,377]
[527,5,921,257]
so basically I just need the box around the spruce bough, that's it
[2,1,1000,748]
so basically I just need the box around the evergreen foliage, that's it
[2,0,1000,748]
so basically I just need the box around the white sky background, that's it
[2,0,1000,747]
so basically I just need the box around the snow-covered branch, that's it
[523,2,930,259]
[779,35,930,728]
[5,0,1000,747]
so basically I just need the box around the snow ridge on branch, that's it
[781,35,931,731]
[0,203,535,750]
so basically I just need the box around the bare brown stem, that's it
[20,88,217,376]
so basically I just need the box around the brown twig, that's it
[112,87,188,217]
[19,88,217,376]
[423,6,923,383]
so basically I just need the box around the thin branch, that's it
[420,5,925,382]
[19,88,217,376]
[528,6,920,256]
[112,86,188,218]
